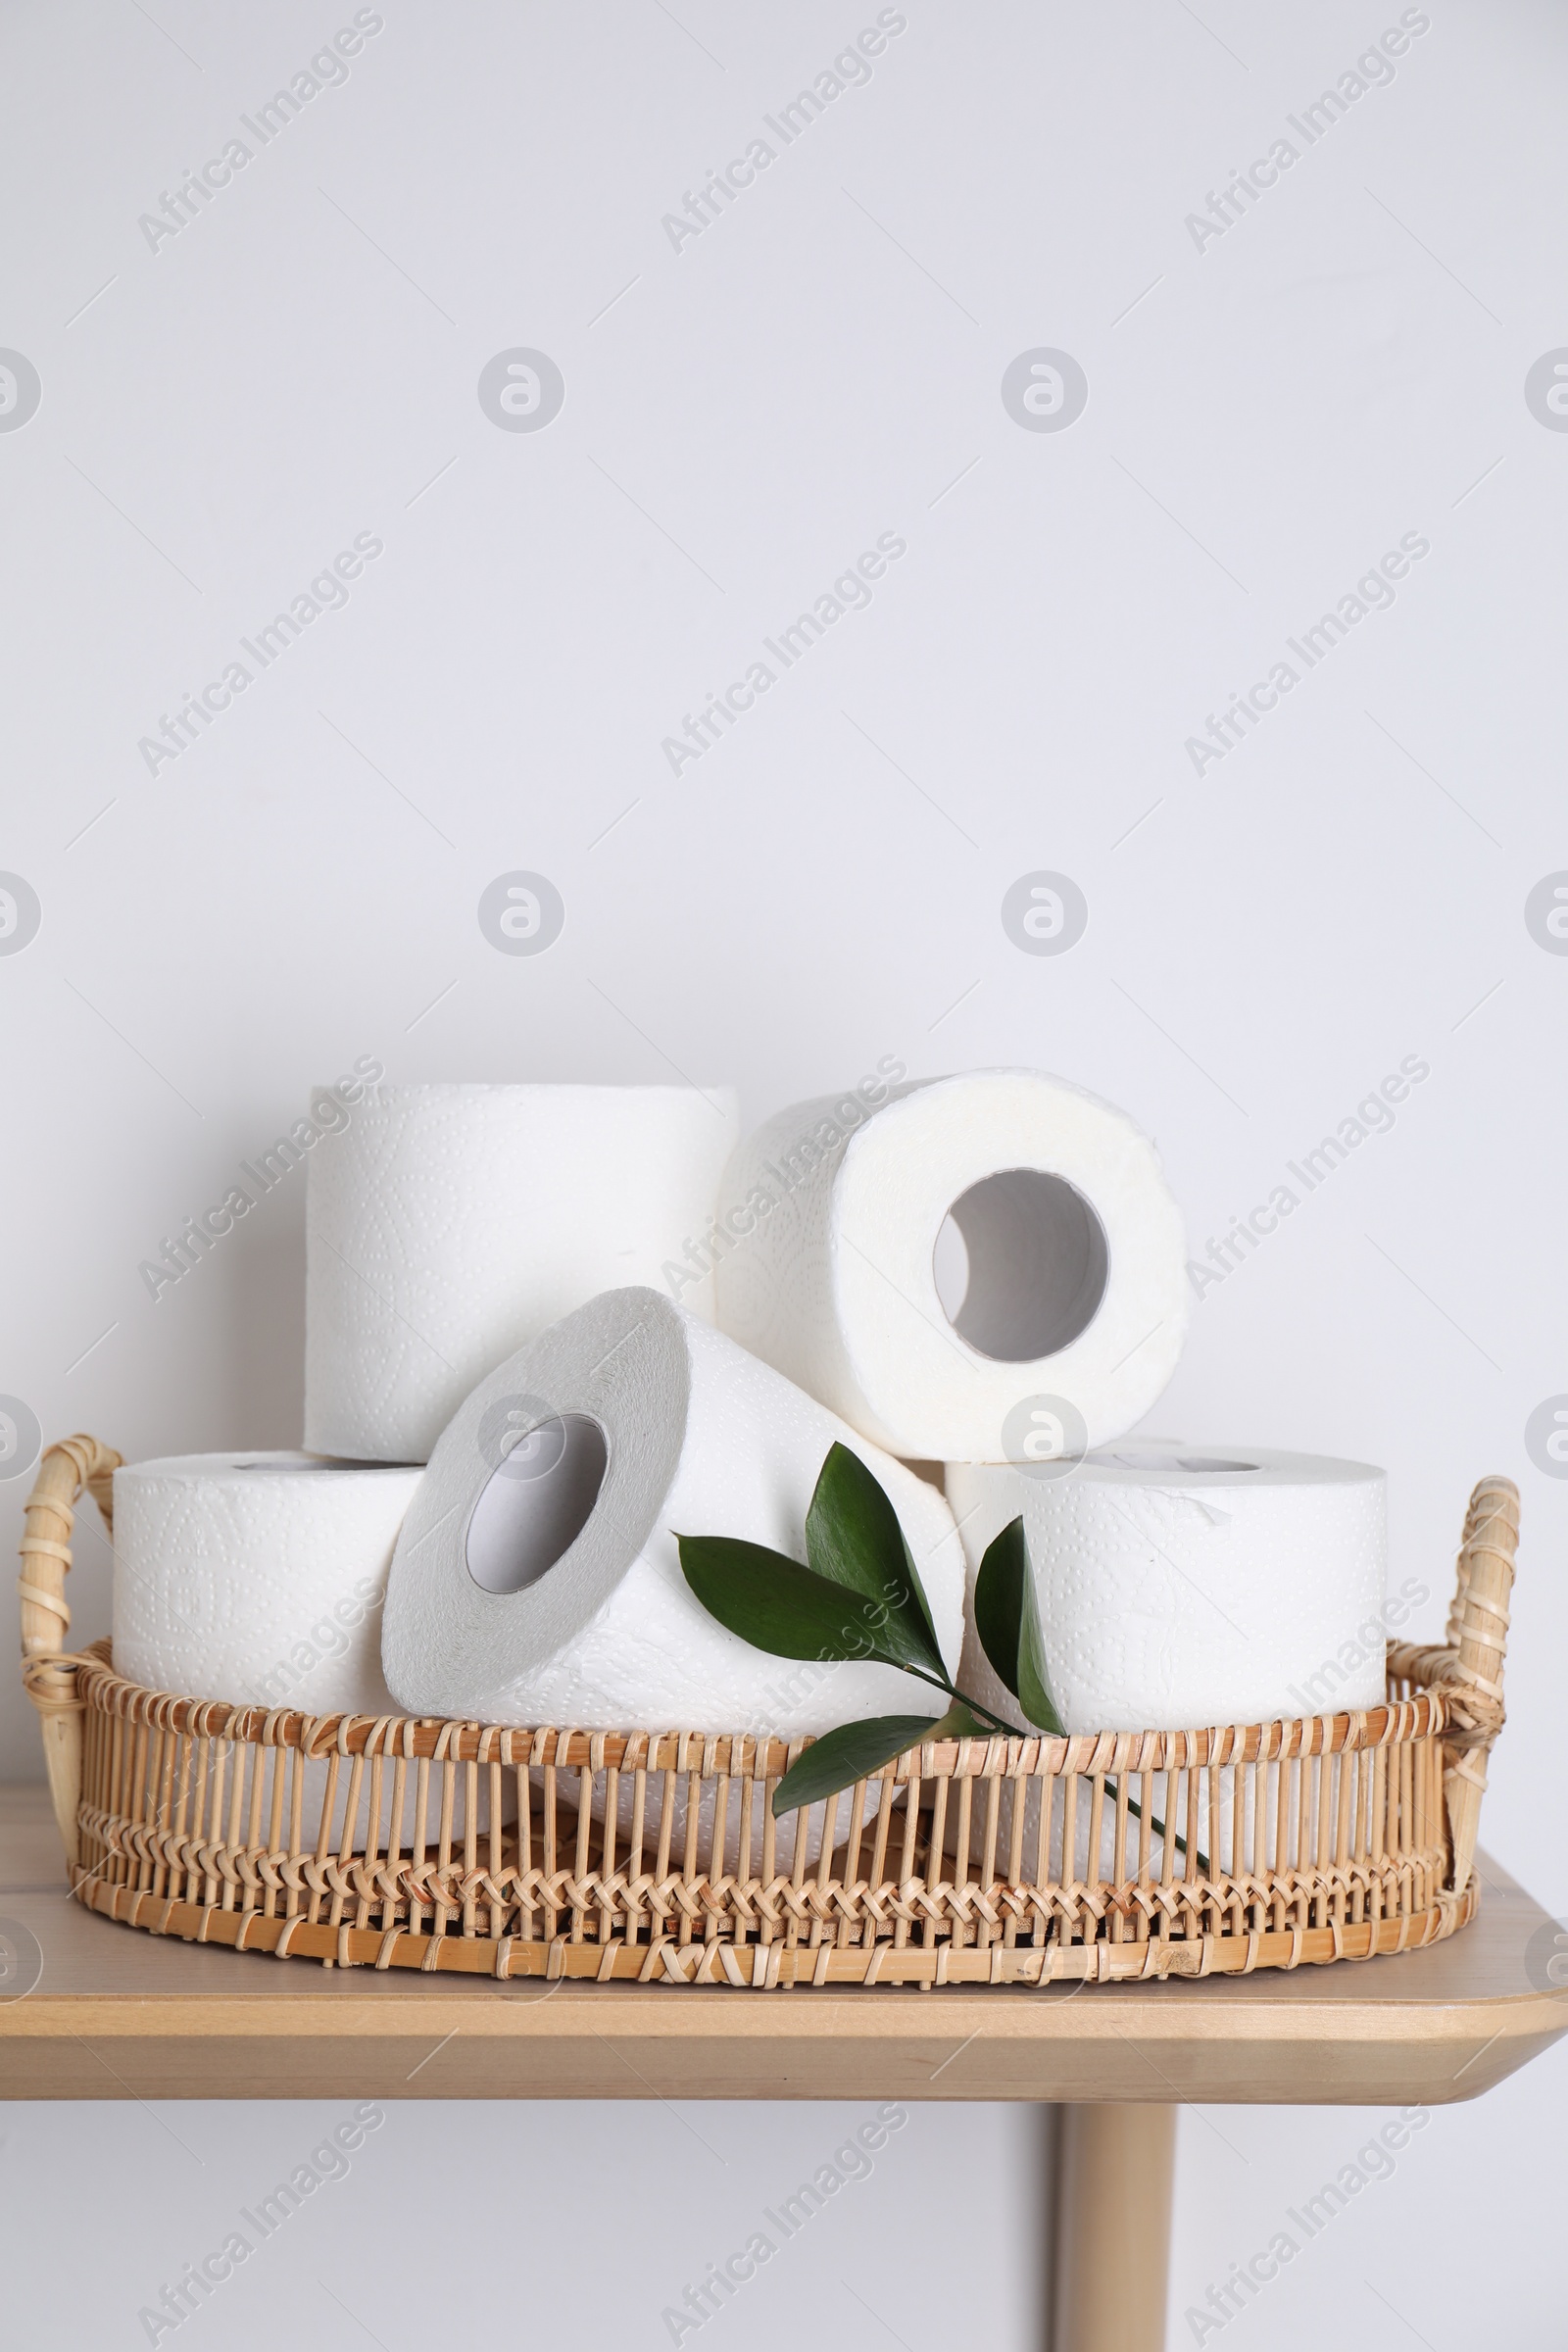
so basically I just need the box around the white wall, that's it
[1,1,1563,2342]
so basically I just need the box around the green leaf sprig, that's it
[677,1443,1207,1874]
[676,1441,1060,1818]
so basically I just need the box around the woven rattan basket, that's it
[18,1437,1517,1989]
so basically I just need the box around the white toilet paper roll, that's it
[113,1451,423,1715]
[381,1286,966,1738]
[711,1068,1188,1462]
[305,1083,740,1462]
[945,1442,1387,1734]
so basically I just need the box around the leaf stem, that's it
[933,1677,1211,1876]
[889,1665,1213,1873]
[893,1662,1025,1740]
[1108,1777,1210,1877]
[964,1699,1027,1736]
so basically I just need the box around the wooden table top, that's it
[1,1787,1561,2104]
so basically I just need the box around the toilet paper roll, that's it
[382,1286,966,1738]
[711,1068,1188,1463]
[945,1443,1387,1734]
[305,1083,740,1462]
[113,1451,423,1716]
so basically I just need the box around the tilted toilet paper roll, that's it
[381,1286,966,1739]
[945,1441,1388,1734]
[113,1451,421,1716]
[305,1083,740,1462]
[710,1068,1188,1463]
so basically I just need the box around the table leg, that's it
[1052,2103,1176,2352]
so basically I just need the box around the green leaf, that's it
[771,1699,991,1818]
[677,1534,935,1669]
[974,1517,1064,1736]
[973,1517,1026,1701]
[803,1442,945,1677]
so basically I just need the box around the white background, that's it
[2,0,1565,2342]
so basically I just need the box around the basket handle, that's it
[18,1435,122,1868]
[1440,1474,1519,1896]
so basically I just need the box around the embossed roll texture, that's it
[305,1082,739,1462]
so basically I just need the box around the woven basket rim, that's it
[52,1637,1454,1780]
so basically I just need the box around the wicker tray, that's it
[18,1438,1517,1989]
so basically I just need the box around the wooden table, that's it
[2,1785,1562,2348]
